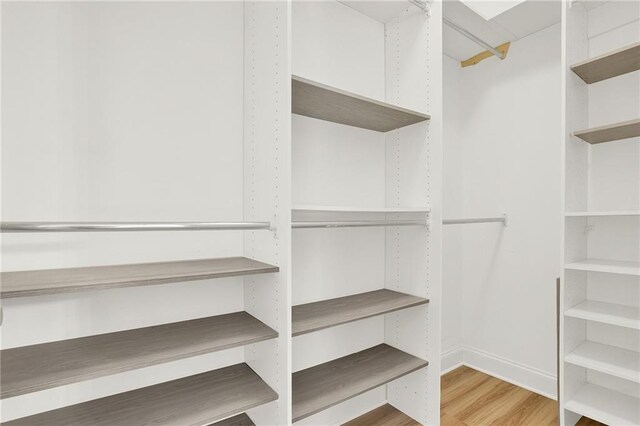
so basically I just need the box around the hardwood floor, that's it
[343,366,605,426]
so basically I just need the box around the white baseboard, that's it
[441,346,464,375]
[441,346,557,400]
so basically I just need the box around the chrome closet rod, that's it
[293,220,427,229]
[0,222,272,233]
[443,215,507,226]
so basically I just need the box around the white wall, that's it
[0,2,261,421]
[442,23,562,398]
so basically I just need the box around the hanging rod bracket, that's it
[408,0,431,16]
[270,215,279,239]
[443,16,509,64]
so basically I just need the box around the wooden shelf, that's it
[211,413,254,426]
[292,205,430,214]
[565,300,640,330]
[573,118,640,144]
[565,341,640,383]
[0,257,279,299]
[571,42,640,84]
[564,258,640,276]
[292,75,430,132]
[343,403,416,426]
[4,363,277,426]
[292,344,427,422]
[292,289,428,336]
[565,210,640,217]
[1,311,277,399]
[565,383,640,426]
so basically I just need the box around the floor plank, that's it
[342,366,606,425]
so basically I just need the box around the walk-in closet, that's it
[0,0,638,425]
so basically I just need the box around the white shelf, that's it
[565,259,640,276]
[565,211,640,217]
[565,341,640,383]
[565,300,640,330]
[292,205,430,214]
[565,383,640,426]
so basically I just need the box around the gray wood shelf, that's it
[210,413,254,426]
[3,363,277,426]
[571,42,640,84]
[1,312,277,399]
[0,256,279,299]
[292,75,430,132]
[292,289,428,336]
[292,344,428,422]
[573,118,640,144]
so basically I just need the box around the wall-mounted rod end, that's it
[502,213,508,227]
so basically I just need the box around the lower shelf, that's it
[342,403,418,426]
[565,383,640,426]
[4,363,277,426]
[292,289,428,336]
[292,344,428,422]
[564,259,640,276]
[565,300,640,330]
[565,341,640,383]
[211,413,255,426]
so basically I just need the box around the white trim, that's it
[441,346,557,400]
[441,346,464,375]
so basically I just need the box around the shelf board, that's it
[570,42,640,84]
[292,205,430,214]
[565,300,640,330]
[565,383,640,426]
[572,118,640,144]
[292,289,428,336]
[565,210,640,217]
[0,256,279,299]
[565,341,640,383]
[211,413,254,426]
[1,311,277,399]
[292,75,430,132]
[564,258,640,276]
[3,363,277,426]
[292,343,427,422]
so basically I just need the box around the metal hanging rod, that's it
[443,16,506,60]
[293,220,427,229]
[443,214,508,226]
[0,222,272,233]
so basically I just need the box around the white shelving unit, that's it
[560,1,640,425]
[0,2,289,425]
[290,1,441,424]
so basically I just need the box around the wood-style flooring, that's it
[344,366,605,426]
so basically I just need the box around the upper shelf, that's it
[3,363,277,426]
[0,257,279,299]
[292,289,428,336]
[1,311,277,399]
[292,343,427,422]
[573,118,640,144]
[571,42,640,84]
[291,75,430,132]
